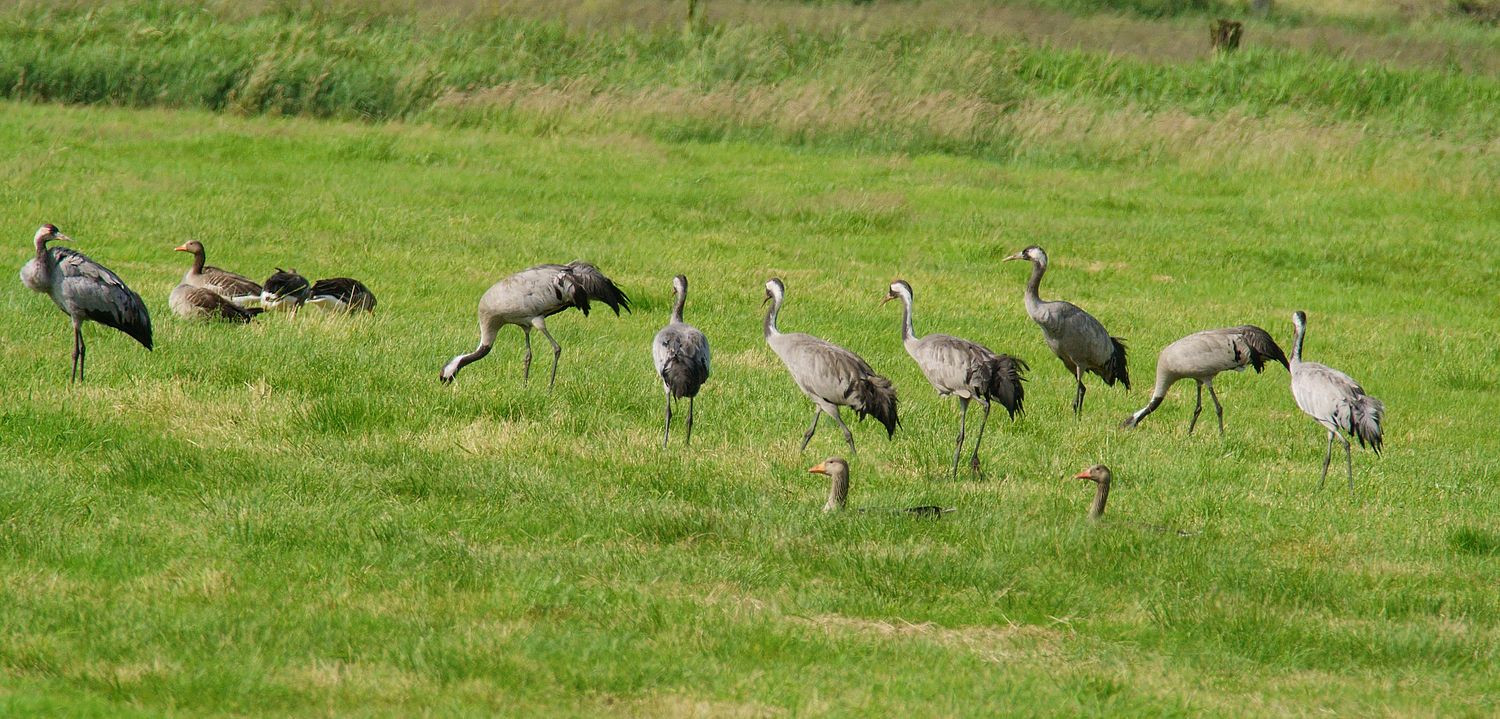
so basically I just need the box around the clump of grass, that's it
[1448,527,1500,556]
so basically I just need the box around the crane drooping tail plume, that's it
[1102,337,1130,389]
[851,373,900,438]
[557,261,631,317]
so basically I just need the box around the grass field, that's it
[2,1,1499,716]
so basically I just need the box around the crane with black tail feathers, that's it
[883,279,1026,477]
[1003,246,1129,416]
[1122,325,1288,434]
[652,275,710,447]
[20,224,152,382]
[441,261,630,387]
[763,278,898,454]
[1288,311,1384,490]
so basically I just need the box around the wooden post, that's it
[686,0,701,36]
[1210,19,1243,53]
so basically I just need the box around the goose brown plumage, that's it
[174,240,261,303]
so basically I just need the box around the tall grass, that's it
[0,1,1495,158]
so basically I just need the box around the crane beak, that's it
[808,462,828,475]
[761,294,771,307]
[53,232,71,243]
[1002,252,1024,262]
[879,294,894,306]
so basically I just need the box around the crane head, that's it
[882,279,912,306]
[1003,246,1047,266]
[763,277,784,307]
[672,274,687,295]
[1291,310,1307,329]
[33,224,67,246]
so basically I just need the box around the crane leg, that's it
[521,327,533,384]
[1318,429,1336,489]
[951,397,970,478]
[799,408,821,451]
[1339,432,1354,491]
[662,391,673,449]
[1072,365,1087,417]
[969,398,992,476]
[72,318,86,383]
[536,321,562,390]
[830,409,856,455]
[685,396,696,446]
[1207,383,1225,435]
[1188,382,1204,435]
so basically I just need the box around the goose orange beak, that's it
[173,244,190,252]
[1073,469,1092,479]
[808,462,828,475]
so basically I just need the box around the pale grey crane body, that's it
[174,240,261,304]
[1004,246,1128,415]
[441,261,630,386]
[1123,325,1288,434]
[20,225,152,382]
[884,280,1025,476]
[1288,311,1383,489]
[763,278,898,454]
[653,275,710,447]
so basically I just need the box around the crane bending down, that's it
[763,278,898,454]
[652,275,710,447]
[1122,325,1288,434]
[883,280,1026,477]
[441,261,630,387]
[1288,311,1384,490]
[20,224,152,381]
[1003,246,1129,415]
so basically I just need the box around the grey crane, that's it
[809,458,952,516]
[882,279,1026,477]
[441,261,630,386]
[1003,246,1129,416]
[20,224,152,382]
[652,275,710,447]
[260,268,312,314]
[1289,311,1384,490]
[174,240,261,304]
[1121,326,1288,434]
[763,278,898,454]
[170,282,261,323]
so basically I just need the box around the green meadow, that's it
[1,1,1498,716]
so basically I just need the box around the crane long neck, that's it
[1089,478,1110,522]
[764,296,781,338]
[33,239,54,281]
[671,287,686,324]
[1291,323,1305,362]
[1025,261,1046,306]
[899,293,916,342]
[824,471,849,512]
